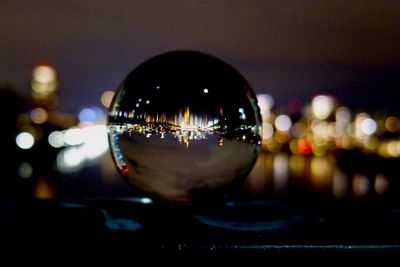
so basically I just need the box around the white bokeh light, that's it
[256,94,274,114]
[262,122,274,140]
[48,131,65,148]
[16,132,34,149]
[57,147,84,173]
[360,118,377,135]
[63,128,84,146]
[312,95,335,120]
[81,125,109,160]
[275,115,292,132]
[33,65,56,83]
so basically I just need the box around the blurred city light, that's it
[33,65,56,84]
[57,147,85,173]
[360,118,377,135]
[275,115,292,132]
[10,63,400,202]
[310,156,332,189]
[48,131,64,148]
[273,153,289,193]
[31,63,58,101]
[63,128,84,146]
[30,107,48,124]
[375,174,389,195]
[81,125,109,160]
[385,116,400,132]
[257,94,274,114]
[101,90,115,108]
[312,95,335,120]
[34,177,56,199]
[16,132,34,149]
[78,106,105,124]
[237,91,400,198]
[353,174,370,198]
[262,123,274,140]
[332,168,347,199]
[18,162,33,179]
[140,197,153,204]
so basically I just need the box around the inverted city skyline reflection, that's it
[109,104,259,146]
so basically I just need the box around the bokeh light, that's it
[30,107,48,124]
[32,65,56,84]
[16,132,34,149]
[275,115,292,132]
[57,147,85,173]
[312,95,335,120]
[18,162,33,179]
[101,91,115,108]
[360,118,377,135]
[48,131,65,148]
[63,128,84,146]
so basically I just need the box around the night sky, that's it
[1,0,399,113]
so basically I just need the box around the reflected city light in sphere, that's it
[108,51,262,203]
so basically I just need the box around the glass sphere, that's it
[108,51,261,204]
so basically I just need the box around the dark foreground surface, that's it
[1,196,400,258]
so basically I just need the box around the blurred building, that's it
[1,63,78,200]
[0,86,27,198]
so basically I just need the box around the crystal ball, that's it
[108,51,261,204]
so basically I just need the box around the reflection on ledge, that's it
[2,197,400,253]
